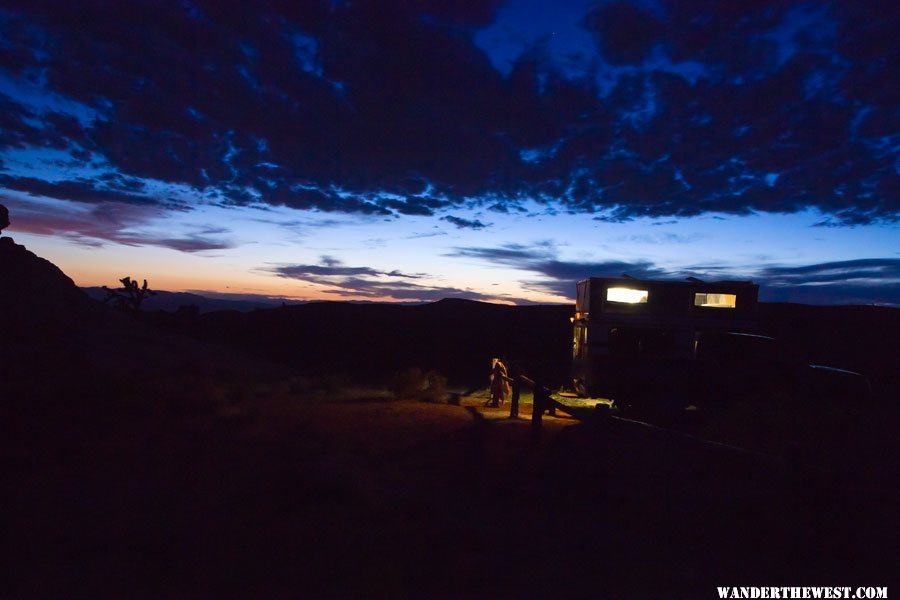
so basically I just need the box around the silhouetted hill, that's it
[161,299,574,387]
[2,236,107,387]
[81,286,282,313]
[144,295,900,400]
[1,237,99,324]
[1,236,285,412]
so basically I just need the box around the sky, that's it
[0,0,898,306]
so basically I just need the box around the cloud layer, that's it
[1,0,898,225]
[1,194,232,251]
[270,256,498,302]
[451,243,900,305]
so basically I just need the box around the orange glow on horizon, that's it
[14,233,536,305]
[70,264,528,304]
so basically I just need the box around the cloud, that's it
[0,1,897,224]
[305,277,500,302]
[441,215,489,229]
[0,174,159,205]
[757,258,900,286]
[450,243,670,297]
[150,229,234,253]
[617,232,706,244]
[1,194,232,252]
[269,255,502,302]
[451,242,668,280]
[751,258,900,305]
[272,256,424,281]
[451,243,900,305]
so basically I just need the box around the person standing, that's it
[488,358,510,408]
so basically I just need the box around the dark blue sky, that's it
[0,0,898,304]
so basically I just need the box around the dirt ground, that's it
[8,388,899,597]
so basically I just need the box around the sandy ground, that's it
[8,388,899,597]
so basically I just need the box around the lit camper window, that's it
[694,293,737,308]
[606,287,648,304]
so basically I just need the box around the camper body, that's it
[569,277,871,462]
[571,277,763,404]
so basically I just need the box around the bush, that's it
[389,368,447,402]
[420,370,448,403]
[389,367,426,399]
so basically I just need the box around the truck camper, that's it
[571,276,870,417]
[572,277,762,402]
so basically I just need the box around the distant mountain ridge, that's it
[81,286,285,313]
[80,287,465,312]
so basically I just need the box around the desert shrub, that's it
[420,370,447,403]
[389,367,426,399]
[389,367,447,402]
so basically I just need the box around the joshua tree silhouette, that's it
[102,276,156,313]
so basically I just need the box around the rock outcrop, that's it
[0,232,285,404]
[0,236,99,326]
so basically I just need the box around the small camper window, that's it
[694,293,737,308]
[606,287,648,304]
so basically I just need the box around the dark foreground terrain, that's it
[8,395,899,597]
[3,237,899,596]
